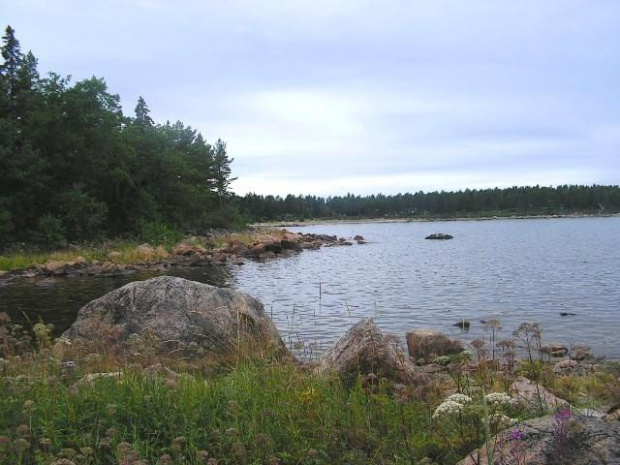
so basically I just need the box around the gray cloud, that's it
[4,0,619,195]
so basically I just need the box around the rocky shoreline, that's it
[0,230,364,281]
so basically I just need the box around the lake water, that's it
[1,217,619,359]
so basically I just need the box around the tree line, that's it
[0,26,238,250]
[234,185,620,221]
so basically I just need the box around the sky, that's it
[3,0,620,196]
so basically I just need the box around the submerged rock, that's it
[62,276,287,358]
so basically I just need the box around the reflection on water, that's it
[1,217,619,359]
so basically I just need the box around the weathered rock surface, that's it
[540,342,569,358]
[553,359,596,376]
[406,328,464,361]
[458,414,620,465]
[319,318,421,385]
[570,344,591,361]
[510,376,569,412]
[425,233,453,240]
[62,276,287,357]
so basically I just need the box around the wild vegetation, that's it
[0,26,240,252]
[1,312,618,465]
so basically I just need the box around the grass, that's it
[1,354,437,464]
[0,241,148,272]
[0,229,293,272]
[1,314,618,464]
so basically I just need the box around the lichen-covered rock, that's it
[406,329,464,361]
[458,414,620,465]
[319,318,421,385]
[62,276,287,358]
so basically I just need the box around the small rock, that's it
[173,244,206,256]
[453,320,470,330]
[353,235,364,241]
[212,252,228,263]
[406,329,464,361]
[107,251,122,262]
[67,256,88,268]
[540,342,568,358]
[258,251,277,260]
[570,344,590,361]
[45,260,68,275]
[425,233,453,240]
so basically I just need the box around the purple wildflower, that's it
[509,429,524,441]
[554,407,571,421]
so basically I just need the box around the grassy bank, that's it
[0,230,287,273]
[1,317,619,464]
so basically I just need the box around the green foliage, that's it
[138,219,183,246]
[34,214,66,249]
[0,25,242,251]
[60,185,108,242]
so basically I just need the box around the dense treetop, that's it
[0,26,238,249]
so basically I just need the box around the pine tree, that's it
[134,96,153,126]
[212,138,237,206]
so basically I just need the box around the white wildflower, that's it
[433,400,466,418]
[446,393,472,405]
[485,392,512,405]
[488,413,518,428]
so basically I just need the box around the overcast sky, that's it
[4,1,619,196]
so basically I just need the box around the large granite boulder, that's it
[319,318,420,385]
[458,414,620,465]
[62,276,286,357]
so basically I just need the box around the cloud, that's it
[4,0,620,196]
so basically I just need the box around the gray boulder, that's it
[406,328,464,361]
[458,414,620,465]
[62,276,286,357]
[319,318,421,385]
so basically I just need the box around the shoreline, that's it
[251,212,620,228]
[0,229,360,280]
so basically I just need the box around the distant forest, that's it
[234,185,620,221]
[0,26,238,249]
[2,26,618,251]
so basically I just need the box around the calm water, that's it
[1,217,619,358]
